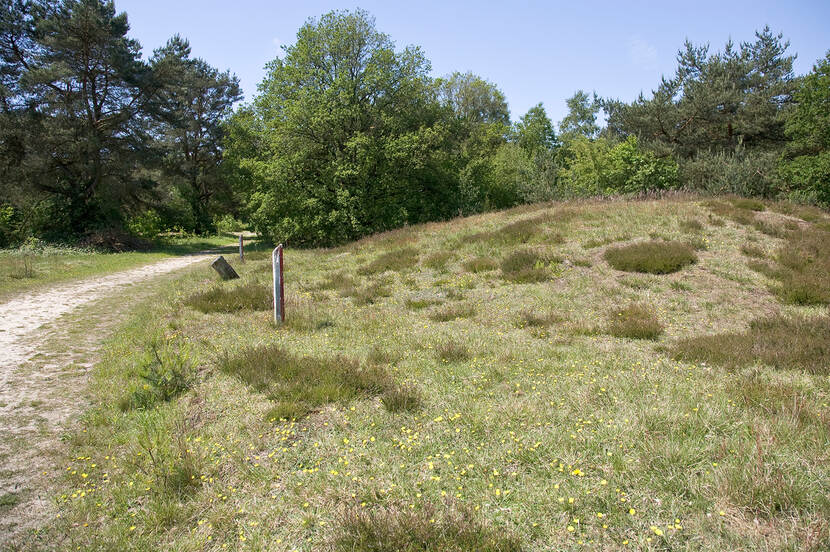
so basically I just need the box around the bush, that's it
[220,345,390,421]
[500,248,561,282]
[731,198,766,211]
[185,281,271,313]
[515,309,563,328]
[671,315,830,374]
[127,209,164,239]
[606,303,663,340]
[604,240,697,274]
[679,149,782,197]
[214,214,246,234]
[559,136,679,196]
[750,227,830,305]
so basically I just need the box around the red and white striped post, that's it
[272,244,285,324]
[239,234,244,262]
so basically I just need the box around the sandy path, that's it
[0,252,216,545]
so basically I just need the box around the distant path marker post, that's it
[239,234,244,262]
[272,244,285,325]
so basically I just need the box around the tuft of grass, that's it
[435,341,471,363]
[741,244,766,258]
[515,309,563,328]
[405,297,443,310]
[423,251,453,270]
[0,492,20,511]
[220,345,390,420]
[463,256,499,273]
[669,280,693,292]
[678,218,704,233]
[604,240,697,274]
[606,303,663,340]
[428,302,476,322]
[381,383,423,413]
[752,218,788,238]
[315,271,356,291]
[341,280,392,306]
[671,315,830,374]
[359,247,419,275]
[333,504,523,552]
[500,248,561,283]
[120,341,195,411]
[499,218,540,244]
[731,198,766,211]
[684,236,709,251]
[185,281,271,313]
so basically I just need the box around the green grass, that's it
[184,280,271,313]
[0,234,238,299]
[31,198,830,552]
[604,240,697,274]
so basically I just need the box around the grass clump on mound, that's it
[463,256,499,273]
[428,302,476,322]
[381,383,423,413]
[333,504,523,552]
[500,248,561,283]
[731,198,766,211]
[359,247,419,275]
[435,341,470,362]
[515,309,563,328]
[749,227,830,305]
[671,315,830,375]
[185,281,271,313]
[606,303,663,340]
[219,345,390,421]
[604,240,697,274]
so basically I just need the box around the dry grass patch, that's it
[671,315,830,374]
[741,244,766,258]
[428,302,475,322]
[604,240,697,274]
[184,281,271,313]
[606,303,663,340]
[333,504,523,552]
[219,345,390,421]
[423,251,453,270]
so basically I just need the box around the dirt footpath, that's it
[0,253,214,546]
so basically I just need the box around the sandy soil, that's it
[0,253,215,546]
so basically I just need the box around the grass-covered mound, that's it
[41,198,830,552]
[604,240,697,274]
[749,227,830,305]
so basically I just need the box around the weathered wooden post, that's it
[239,234,244,262]
[211,256,239,280]
[272,244,285,324]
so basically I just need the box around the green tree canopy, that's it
[559,90,600,140]
[234,9,456,246]
[513,102,557,157]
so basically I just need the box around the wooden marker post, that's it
[272,244,285,324]
[211,256,239,280]
[239,234,244,262]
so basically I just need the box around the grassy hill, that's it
[24,197,830,551]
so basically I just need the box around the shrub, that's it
[333,503,523,552]
[428,303,476,322]
[127,209,164,239]
[435,341,471,363]
[220,345,390,421]
[606,303,663,340]
[405,297,443,310]
[463,256,499,273]
[680,149,782,197]
[671,315,830,374]
[604,240,697,274]
[214,214,246,234]
[359,247,419,274]
[185,281,271,313]
[752,219,788,238]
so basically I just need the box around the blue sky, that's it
[114,0,830,125]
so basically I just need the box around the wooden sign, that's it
[272,244,285,324]
[211,256,239,280]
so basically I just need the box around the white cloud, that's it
[628,35,658,71]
